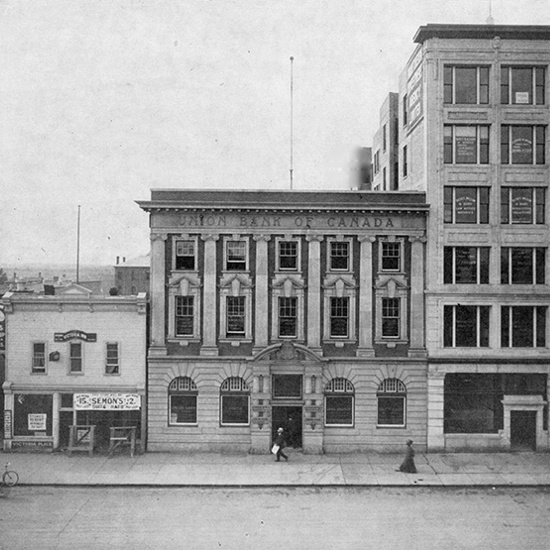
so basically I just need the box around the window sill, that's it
[167,338,200,345]
[30,372,47,375]
[377,424,406,429]
[169,423,198,427]
[375,339,408,347]
[219,339,253,346]
[323,339,357,346]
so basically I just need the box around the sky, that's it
[1,0,549,267]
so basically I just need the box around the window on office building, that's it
[175,296,194,337]
[444,66,489,104]
[444,305,490,347]
[501,66,545,105]
[444,247,490,284]
[32,343,46,374]
[278,296,297,338]
[278,240,298,271]
[220,377,249,425]
[377,378,406,426]
[175,240,196,270]
[169,377,197,425]
[444,125,489,164]
[501,187,545,224]
[402,94,408,125]
[402,146,408,177]
[70,342,83,373]
[501,125,545,164]
[105,342,119,375]
[226,296,246,338]
[330,297,349,338]
[501,306,547,347]
[381,298,400,338]
[225,240,248,271]
[381,241,402,272]
[444,187,489,224]
[329,241,351,271]
[501,248,545,285]
[325,378,354,426]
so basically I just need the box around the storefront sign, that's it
[55,330,97,342]
[11,440,53,450]
[28,413,47,431]
[74,393,141,410]
[4,409,12,439]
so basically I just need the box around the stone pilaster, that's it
[200,234,219,356]
[409,235,426,357]
[357,235,376,357]
[150,233,167,355]
[306,235,323,354]
[253,235,271,354]
[427,367,446,451]
[303,364,324,454]
[250,364,272,454]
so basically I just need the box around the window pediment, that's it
[169,273,201,295]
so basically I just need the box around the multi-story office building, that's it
[138,189,428,453]
[372,93,400,191]
[114,254,150,296]
[387,24,550,451]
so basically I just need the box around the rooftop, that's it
[414,24,550,43]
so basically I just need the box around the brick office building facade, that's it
[138,189,428,453]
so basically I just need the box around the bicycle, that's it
[2,463,19,487]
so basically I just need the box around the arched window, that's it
[377,378,406,426]
[324,378,355,426]
[168,377,197,425]
[220,377,250,426]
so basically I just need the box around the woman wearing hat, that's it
[397,439,417,473]
[273,427,289,462]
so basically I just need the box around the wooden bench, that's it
[108,426,137,458]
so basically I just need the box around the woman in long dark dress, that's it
[398,439,417,473]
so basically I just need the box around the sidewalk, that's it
[3,448,550,487]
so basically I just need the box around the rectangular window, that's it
[444,305,490,347]
[226,241,247,271]
[501,66,545,105]
[273,375,302,399]
[226,296,245,337]
[278,297,297,337]
[381,241,401,271]
[382,297,400,338]
[105,343,119,375]
[501,248,545,284]
[402,146,408,177]
[278,241,298,270]
[170,395,197,424]
[70,343,82,373]
[221,395,249,425]
[501,125,545,164]
[403,94,408,126]
[175,296,194,337]
[444,125,489,164]
[325,395,354,426]
[444,247,490,284]
[32,343,46,374]
[175,240,195,270]
[377,396,405,426]
[330,297,349,338]
[329,241,350,271]
[501,187,545,224]
[501,306,547,347]
[382,167,387,189]
[444,187,489,224]
[444,66,489,104]
[383,124,387,151]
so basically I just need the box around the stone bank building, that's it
[138,190,428,453]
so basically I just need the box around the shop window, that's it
[220,377,249,425]
[380,241,402,272]
[278,296,297,338]
[13,394,53,436]
[501,125,545,164]
[501,66,545,105]
[501,306,547,347]
[175,296,194,337]
[175,239,196,271]
[69,342,83,373]
[32,342,46,374]
[169,377,197,425]
[226,296,246,338]
[501,248,545,284]
[501,187,545,225]
[377,378,406,427]
[444,186,489,224]
[444,305,490,347]
[105,342,119,375]
[330,297,349,338]
[444,125,489,164]
[444,66,489,104]
[325,378,354,426]
[277,240,299,271]
[328,240,351,271]
[444,247,490,284]
[225,240,248,271]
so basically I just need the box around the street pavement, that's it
[2,447,550,488]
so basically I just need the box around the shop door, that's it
[510,411,537,451]
[272,406,302,449]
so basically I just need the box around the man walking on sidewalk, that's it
[274,427,289,462]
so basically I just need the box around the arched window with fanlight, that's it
[377,378,407,427]
[324,378,355,426]
[168,377,198,425]
[220,377,250,426]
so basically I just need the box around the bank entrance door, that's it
[272,406,302,449]
[510,410,537,451]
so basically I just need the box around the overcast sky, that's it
[1,0,548,267]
